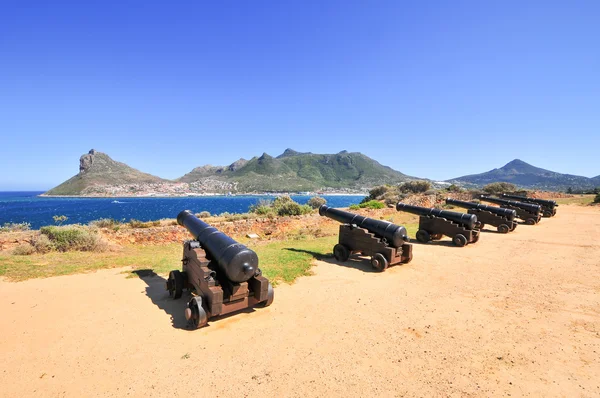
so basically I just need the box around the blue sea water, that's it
[0,192,364,229]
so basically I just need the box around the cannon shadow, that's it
[284,248,380,273]
[408,239,458,248]
[132,269,193,331]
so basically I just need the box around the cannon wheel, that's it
[453,234,468,247]
[543,210,553,218]
[370,253,388,272]
[478,223,485,230]
[430,233,443,241]
[510,223,517,231]
[525,218,536,226]
[471,232,480,243]
[333,244,350,262]
[258,283,275,307]
[497,224,510,234]
[167,270,185,299]
[416,230,430,243]
[185,296,208,329]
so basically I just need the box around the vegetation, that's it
[594,193,600,204]
[197,211,211,218]
[0,222,31,232]
[53,215,68,225]
[350,200,385,210]
[399,180,432,194]
[39,225,107,252]
[483,182,517,195]
[307,196,327,209]
[249,196,312,217]
[89,218,122,229]
[445,184,463,193]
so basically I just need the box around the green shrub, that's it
[483,182,517,195]
[89,218,121,228]
[361,185,392,203]
[128,219,153,228]
[277,202,309,216]
[32,234,55,253]
[307,196,326,209]
[446,184,463,193]
[359,200,385,209]
[349,204,360,210]
[594,193,600,204]
[13,243,35,255]
[0,222,31,232]
[399,180,432,194]
[53,215,68,226]
[40,225,103,252]
[249,199,274,215]
[197,211,211,218]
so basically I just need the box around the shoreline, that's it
[37,192,368,198]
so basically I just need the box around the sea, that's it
[0,192,364,229]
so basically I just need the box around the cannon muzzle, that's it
[396,202,478,229]
[501,194,558,208]
[319,205,408,247]
[445,198,517,220]
[177,210,258,283]
[479,196,541,214]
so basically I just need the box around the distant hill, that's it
[44,148,416,196]
[44,150,167,195]
[447,159,598,191]
[180,149,415,192]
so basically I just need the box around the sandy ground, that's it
[1,205,599,397]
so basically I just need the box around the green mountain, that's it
[180,149,414,192]
[447,159,598,191]
[44,150,166,195]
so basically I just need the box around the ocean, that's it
[0,192,364,229]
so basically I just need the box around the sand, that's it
[1,205,599,397]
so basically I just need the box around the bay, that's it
[0,192,364,229]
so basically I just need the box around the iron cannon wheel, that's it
[471,232,480,243]
[167,270,185,299]
[525,218,536,226]
[415,230,430,243]
[510,223,517,231]
[452,234,468,247]
[258,283,275,307]
[370,253,388,272]
[543,210,553,218]
[478,223,485,230]
[333,244,350,262]
[186,296,208,329]
[497,224,510,234]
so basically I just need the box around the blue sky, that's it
[1,1,599,190]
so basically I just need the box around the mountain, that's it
[44,149,167,195]
[44,149,416,196]
[181,149,415,192]
[447,159,597,191]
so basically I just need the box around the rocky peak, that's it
[79,150,97,173]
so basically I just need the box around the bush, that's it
[13,243,35,255]
[483,182,517,195]
[32,234,55,253]
[276,202,312,216]
[350,200,385,210]
[0,222,31,232]
[128,219,153,228]
[89,218,121,228]
[197,211,211,218]
[307,196,326,209]
[594,193,600,204]
[361,185,391,203]
[446,184,463,193]
[40,225,103,252]
[399,180,432,194]
[249,199,274,215]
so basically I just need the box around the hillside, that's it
[447,159,597,191]
[43,150,167,196]
[179,149,415,192]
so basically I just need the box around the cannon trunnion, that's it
[479,196,542,225]
[501,194,558,217]
[319,205,413,271]
[396,203,481,247]
[166,210,273,329]
[445,198,518,233]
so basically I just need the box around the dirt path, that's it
[1,205,599,397]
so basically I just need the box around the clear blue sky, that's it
[1,0,598,190]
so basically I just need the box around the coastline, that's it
[38,192,368,198]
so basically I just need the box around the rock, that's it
[246,233,260,239]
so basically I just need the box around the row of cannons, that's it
[166,194,557,328]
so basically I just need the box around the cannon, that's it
[501,194,558,217]
[319,205,412,271]
[479,196,542,225]
[396,203,480,247]
[166,210,273,328]
[445,198,518,233]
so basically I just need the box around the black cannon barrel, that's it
[396,203,478,229]
[177,210,258,283]
[501,194,558,208]
[445,198,517,220]
[318,205,408,247]
[480,196,541,214]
